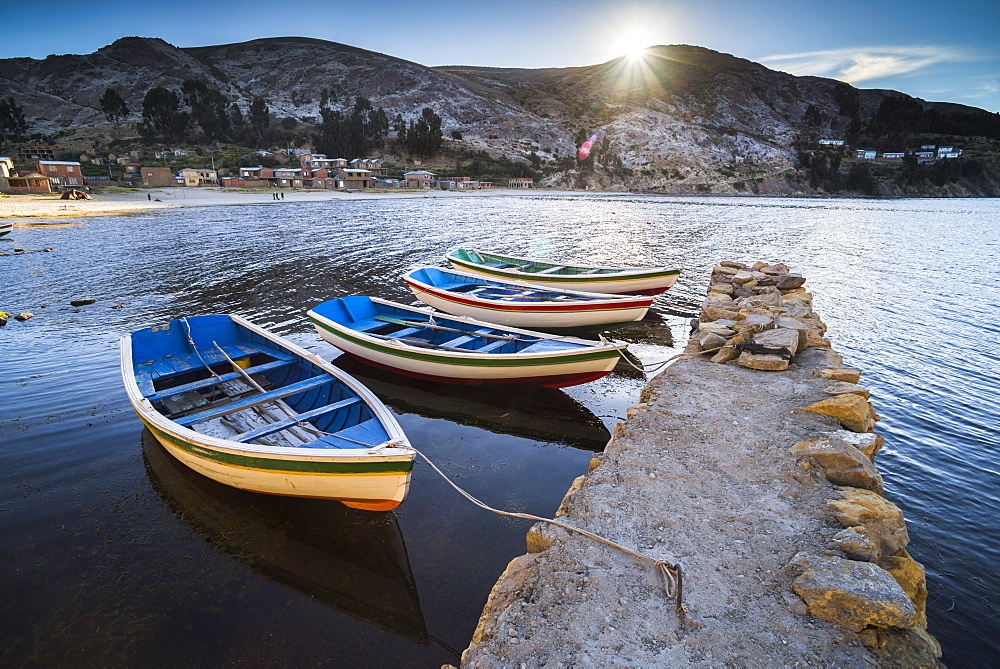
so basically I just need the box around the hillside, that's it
[2,37,998,195]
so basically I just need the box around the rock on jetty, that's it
[461,261,941,667]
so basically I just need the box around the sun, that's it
[625,45,648,62]
[611,32,653,62]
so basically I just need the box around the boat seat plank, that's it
[314,418,387,449]
[520,340,581,354]
[146,358,297,401]
[536,265,567,274]
[175,374,335,426]
[581,268,603,275]
[440,335,477,348]
[475,339,510,353]
[351,318,386,333]
[385,327,421,339]
[231,397,363,443]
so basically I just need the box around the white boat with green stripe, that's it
[121,314,414,511]
[446,248,681,296]
[308,296,629,388]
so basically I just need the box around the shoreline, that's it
[0,187,592,220]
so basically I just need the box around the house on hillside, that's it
[37,161,84,188]
[18,146,61,161]
[853,149,877,161]
[508,177,534,188]
[818,139,845,146]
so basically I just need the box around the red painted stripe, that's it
[340,353,615,389]
[408,281,652,313]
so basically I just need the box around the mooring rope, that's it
[180,318,221,382]
[410,446,684,610]
[601,336,725,374]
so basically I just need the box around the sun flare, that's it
[612,31,653,63]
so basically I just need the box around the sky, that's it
[3,0,998,112]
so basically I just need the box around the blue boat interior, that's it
[409,267,591,302]
[312,297,587,355]
[129,315,390,448]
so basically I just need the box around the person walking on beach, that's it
[147,193,151,201]
[280,192,284,200]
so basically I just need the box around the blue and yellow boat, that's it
[121,314,414,510]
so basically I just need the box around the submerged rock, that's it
[70,298,98,307]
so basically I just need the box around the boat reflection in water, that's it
[334,355,612,451]
[142,431,429,645]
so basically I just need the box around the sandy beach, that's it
[0,186,590,220]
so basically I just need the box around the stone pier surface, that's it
[461,262,942,668]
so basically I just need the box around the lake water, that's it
[1,194,996,666]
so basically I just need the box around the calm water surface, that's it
[1,194,996,666]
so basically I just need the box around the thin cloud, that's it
[759,46,982,84]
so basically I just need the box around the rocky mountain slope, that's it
[2,37,996,193]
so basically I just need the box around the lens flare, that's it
[578,134,598,161]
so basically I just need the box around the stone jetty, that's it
[461,262,942,667]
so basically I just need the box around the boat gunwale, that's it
[121,313,413,461]
[403,266,655,308]
[447,247,681,277]
[307,296,629,364]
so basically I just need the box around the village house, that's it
[219,177,246,187]
[508,177,534,188]
[37,160,85,188]
[302,154,349,170]
[141,167,174,187]
[853,149,877,161]
[238,166,274,183]
[337,168,374,189]
[18,146,61,161]
[403,170,436,188]
[178,168,218,187]
[4,167,52,194]
[272,167,310,188]
[818,139,845,146]
[350,158,387,177]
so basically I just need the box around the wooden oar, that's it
[475,292,575,301]
[212,341,323,439]
[374,315,520,341]
[368,333,484,353]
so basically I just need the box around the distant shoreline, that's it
[0,187,596,220]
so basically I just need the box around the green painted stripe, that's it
[449,256,679,283]
[310,316,620,368]
[145,418,413,475]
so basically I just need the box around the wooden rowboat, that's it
[307,296,629,388]
[0,221,13,237]
[121,314,414,510]
[403,266,652,332]
[446,247,681,296]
